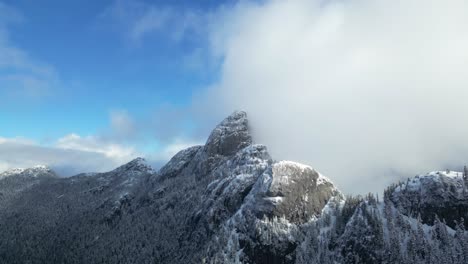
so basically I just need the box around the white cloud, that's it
[7,0,467,196]
[0,137,131,176]
[0,136,35,145]
[0,108,204,176]
[201,0,468,194]
[151,138,203,161]
[0,133,204,176]
[0,2,59,99]
[109,109,137,140]
[130,6,172,42]
[100,0,206,44]
[55,133,138,164]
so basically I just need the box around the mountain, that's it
[0,165,56,179]
[0,111,467,264]
[0,165,57,209]
[388,170,468,229]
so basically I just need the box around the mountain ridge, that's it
[0,111,467,264]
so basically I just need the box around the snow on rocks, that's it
[0,165,56,179]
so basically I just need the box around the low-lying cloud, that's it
[0,110,203,175]
[0,137,131,176]
[201,0,468,194]
[4,0,468,195]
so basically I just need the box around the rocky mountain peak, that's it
[0,165,56,179]
[250,160,342,224]
[389,170,468,228]
[112,157,155,174]
[205,110,252,157]
[1,111,467,264]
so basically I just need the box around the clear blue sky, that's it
[0,0,227,140]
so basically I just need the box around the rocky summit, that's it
[0,111,467,264]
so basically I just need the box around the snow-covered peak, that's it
[389,169,468,229]
[205,110,252,156]
[0,165,55,179]
[0,168,25,178]
[32,165,49,170]
[112,157,155,174]
[158,145,202,178]
[394,170,465,193]
[426,170,463,179]
[1,167,26,175]
[130,157,148,167]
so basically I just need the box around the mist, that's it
[203,0,468,194]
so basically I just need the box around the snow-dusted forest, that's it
[0,112,467,264]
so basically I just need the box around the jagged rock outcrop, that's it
[256,161,341,224]
[388,171,468,229]
[0,111,467,264]
[205,110,252,157]
[0,111,342,264]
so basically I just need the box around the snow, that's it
[273,160,335,187]
[394,170,465,193]
[0,168,26,178]
[32,165,49,170]
[264,196,284,204]
[275,160,312,171]
[427,170,463,178]
[112,157,155,174]
[317,173,333,186]
[0,165,52,179]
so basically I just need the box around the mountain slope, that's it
[0,111,467,264]
[0,165,57,209]
[388,170,468,229]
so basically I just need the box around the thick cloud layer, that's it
[205,0,468,194]
[3,0,468,195]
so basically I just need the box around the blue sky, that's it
[2,0,468,194]
[0,0,225,140]
[0,0,242,175]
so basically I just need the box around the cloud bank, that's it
[201,0,468,194]
[100,0,468,194]
[0,108,203,176]
[0,136,135,176]
[4,0,468,195]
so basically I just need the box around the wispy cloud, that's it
[0,132,204,176]
[99,0,207,45]
[55,133,138,163]
[0,2,59,99]
[0,108,206,175]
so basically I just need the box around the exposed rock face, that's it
[158,146,202,179]
[205,158,343,263]
[0,112,467,264]
[205,110,252,157]
[260,161,341,224]
[389,171,468,228]
[0,111,342,264]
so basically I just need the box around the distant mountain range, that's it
[0,111,467,264]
